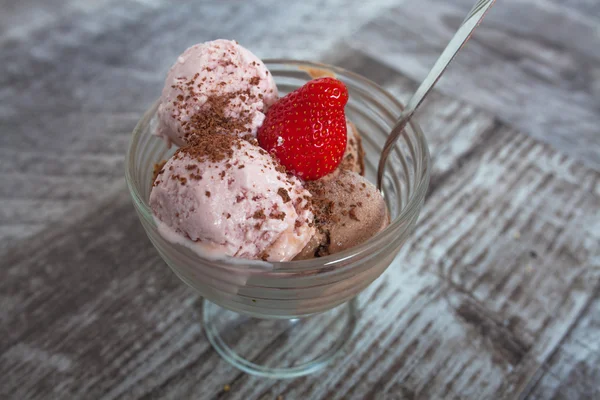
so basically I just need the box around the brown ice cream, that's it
[336,120,365,176]
[294,170,389,260]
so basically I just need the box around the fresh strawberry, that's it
[257,77,348,180]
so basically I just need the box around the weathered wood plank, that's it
[1,1,599,399]
[348,0,600,171]
[0,0,118,44]
[0,111,137,250]
[1,53,598,399]
[523,286,600,400]
[0,187,214,399]
[551,0,600,19]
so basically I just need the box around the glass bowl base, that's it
[202,299,359,378]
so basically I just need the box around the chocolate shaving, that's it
[277,188,291,203]
[169,70,258,141]
[152,160,167,184]
[178,133,243,165]
[270,211,286,221]
[183,91,252,141]
[253,210,266,219]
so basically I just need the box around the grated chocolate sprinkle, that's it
[277,188,291,203]
[253,210,266,219]
[152,160,167,185]
[169,70,258,141]
[270,211,286,220]
[178,133,242,164]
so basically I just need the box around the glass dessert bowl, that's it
[126,60,430,378]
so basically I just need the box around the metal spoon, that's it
[376,0,496,190]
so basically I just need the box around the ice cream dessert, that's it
[156,39,278,147]
[150,39,388,262]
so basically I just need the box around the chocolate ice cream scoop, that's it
[294,170,388,260]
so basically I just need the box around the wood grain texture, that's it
[1,1,600,399]
[551,0,600,19]
[0,0,117,44]
[347,0,600,171]
[523,288,600,399]
[2,49,599,399]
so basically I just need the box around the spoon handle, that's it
[376,0,496,190]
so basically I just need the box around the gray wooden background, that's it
[1,0,599,399]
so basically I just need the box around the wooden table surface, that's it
[1,1,599,399]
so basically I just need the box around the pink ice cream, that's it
[156,39,278,147]
[149,134,315,261]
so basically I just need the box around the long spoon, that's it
[376,0,496,190]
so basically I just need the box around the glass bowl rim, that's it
[125,59,430,275]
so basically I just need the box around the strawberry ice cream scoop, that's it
[156,39,278,147]
[149,134,315,261]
